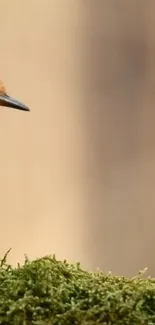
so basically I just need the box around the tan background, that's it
[0,0,154,276]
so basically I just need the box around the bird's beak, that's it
[0,94,30,111]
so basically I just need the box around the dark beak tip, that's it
[0,94,30,112]
[21,106,30,112]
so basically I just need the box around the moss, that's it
[0,250,155,324]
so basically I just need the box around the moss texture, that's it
[0,250,155,324]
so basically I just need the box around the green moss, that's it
[0,250,155,324]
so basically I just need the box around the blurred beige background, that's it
[0,0,154,276]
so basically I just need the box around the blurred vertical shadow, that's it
[81,1,149,273]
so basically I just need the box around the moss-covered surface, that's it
[0,250,155,324]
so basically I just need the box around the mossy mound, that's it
[0,251,155,324]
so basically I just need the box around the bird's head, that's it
[0,81,29,111]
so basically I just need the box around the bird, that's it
[0,81,29,112]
